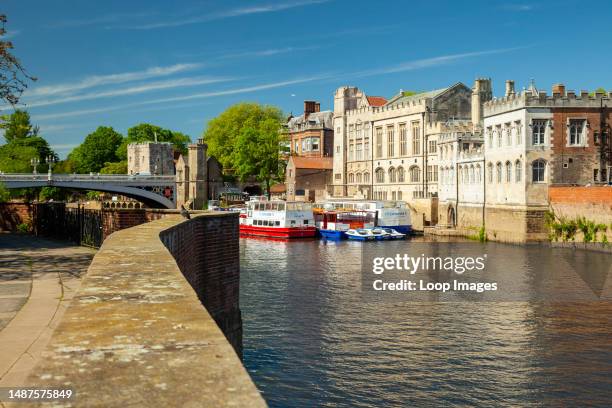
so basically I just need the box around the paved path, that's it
[0,233,95,392]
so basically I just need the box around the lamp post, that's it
[30,157,40,175]
[47,155,56,180]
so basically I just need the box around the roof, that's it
[287,110,333,131]
[289,156,333,170]
[269,183,287,193]
[366,96,387,107]
[385,87,450,106]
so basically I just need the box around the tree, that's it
[203,103,284,170]
[0,142,38,173]
[0,182,10,202]
[115,123,190,161]
[230,112,285,199]
[0,110,39,142]
[100,160,127,174]
[590,87,608,97]
[0,14,35,105]
[70,126,123,173]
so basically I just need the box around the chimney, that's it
[505,80,515,97]
[552,83,565,96]
[304,101,316,118]
[314,102,321,113]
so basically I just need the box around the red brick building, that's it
[548,84,612,185]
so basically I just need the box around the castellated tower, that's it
[187,138,208,210]
[471,78,493,126]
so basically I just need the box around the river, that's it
[240,237,612,407]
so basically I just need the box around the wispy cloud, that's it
[347,47,528,79]
[500,3,536,11]
[24,76,233,108]
[26,63,202,98]
[217,46,320,60]
[48,11,160,28]
[34,75,329,121]
[122,0,330,30]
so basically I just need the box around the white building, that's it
[127,142,175,176]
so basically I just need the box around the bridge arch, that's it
[3,180,175,209]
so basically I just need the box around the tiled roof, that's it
[366,96,387,107]
[289,156,333,170]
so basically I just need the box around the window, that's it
[375,127,383,158]
[569,119,585,145]
[427,165,436,183]
[364,138,370,159]
[412,122,421,155]
[409,166,420,182]
[476,164,482,182]
[428,140,437,153]
[532,159,546,182]
[335,173,341,180]
[356,142,363,160]
[301,137,320,152]
[532,119,546,145]
[364,172,370,183]
[515,160,522,182]
[356,123,362,139]
[505,123,512,146]
[505,161,512,183]
[356,173,362,183]
[311,137,319,151]
[487,127,493,147]
[398,191,403,200]
[397,166,405,182]
[336,146,340,153]
[515,121,522,145]
[487,163,493,183]
[496,162,502,183]
[375,168,385,183]
[496,125,502,147]
[348,173,354,183]
[399,123,407,156]
[387,125,395,157]
[348,142,354,161]
[392,191,396,200]
[389,167,396,182]
[469,166,475,184]
[294,140,299,153]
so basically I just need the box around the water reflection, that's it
[240,238,612,407]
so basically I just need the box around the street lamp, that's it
[47,155,56,179]
[30,157,40,175]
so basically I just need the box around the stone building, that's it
[175,139,208,210]
[436,80,612,242]
[127,142,175,175]
[331,81,482,225]
[286,156,333,202]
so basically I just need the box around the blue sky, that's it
[2,0,611,158]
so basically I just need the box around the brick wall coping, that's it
[24,214,266,407]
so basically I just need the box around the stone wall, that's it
[160,213,243,356]
[24,215,265,407]
[0,202,33,231]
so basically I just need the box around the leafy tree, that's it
[0,110,39,142]
[232,114,284,199]
[203,103,284,170]
[0,142,38,173]
[0,182,10,202]
[115,123,190,161]
[100,160,127,174]
[70,126,123,173]
[589,87,608,97]
[39,186,68,201]
[1,14,36,105]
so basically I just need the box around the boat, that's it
[319,200,412,234]
[313,208,376,240]
[379,227,406,240]
[239,198,316,239]
[346,228,388,241]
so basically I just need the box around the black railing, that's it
[34,203,103,248]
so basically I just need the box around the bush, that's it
[17,222,30,233]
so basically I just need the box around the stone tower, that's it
[187,138,208,210]
[471,78,493,126]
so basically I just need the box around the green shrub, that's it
[17,222,30,233]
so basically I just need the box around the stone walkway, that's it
[0,233,95,391]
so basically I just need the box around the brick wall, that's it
[159,213,242,356]
[0,202,34,231]
[549,186,612,225]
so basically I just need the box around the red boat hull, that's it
[239,225,316,239]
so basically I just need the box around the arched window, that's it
[348,173,354,183]
[375,168,385,183]
[496,162,502,183]
[476,164,482,182]
[487,163,493,183]
[409,166,420,182]
[397,166,405,183]
[505,161,512,183]
[356,173,362,183]
[463,166,468,184]
[532,159,546,183]
[515,160,522,182]
[469,165,475,184]
[450,166,454,184]
[364,172,370,183]
[389,167,396,183]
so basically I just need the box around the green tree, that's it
[0,142,38,173]
[70,126,123,173]
[1,14,36,105]
[232,114,284,199]
[203,103,284,170]
[589,87,607,97]
[0,182,10,202]
[0,110,39,142]
[100,160,127,174]
[115,123,190,161]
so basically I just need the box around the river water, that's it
[239,237,612,407]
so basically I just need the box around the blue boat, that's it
[346,228,387,241]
